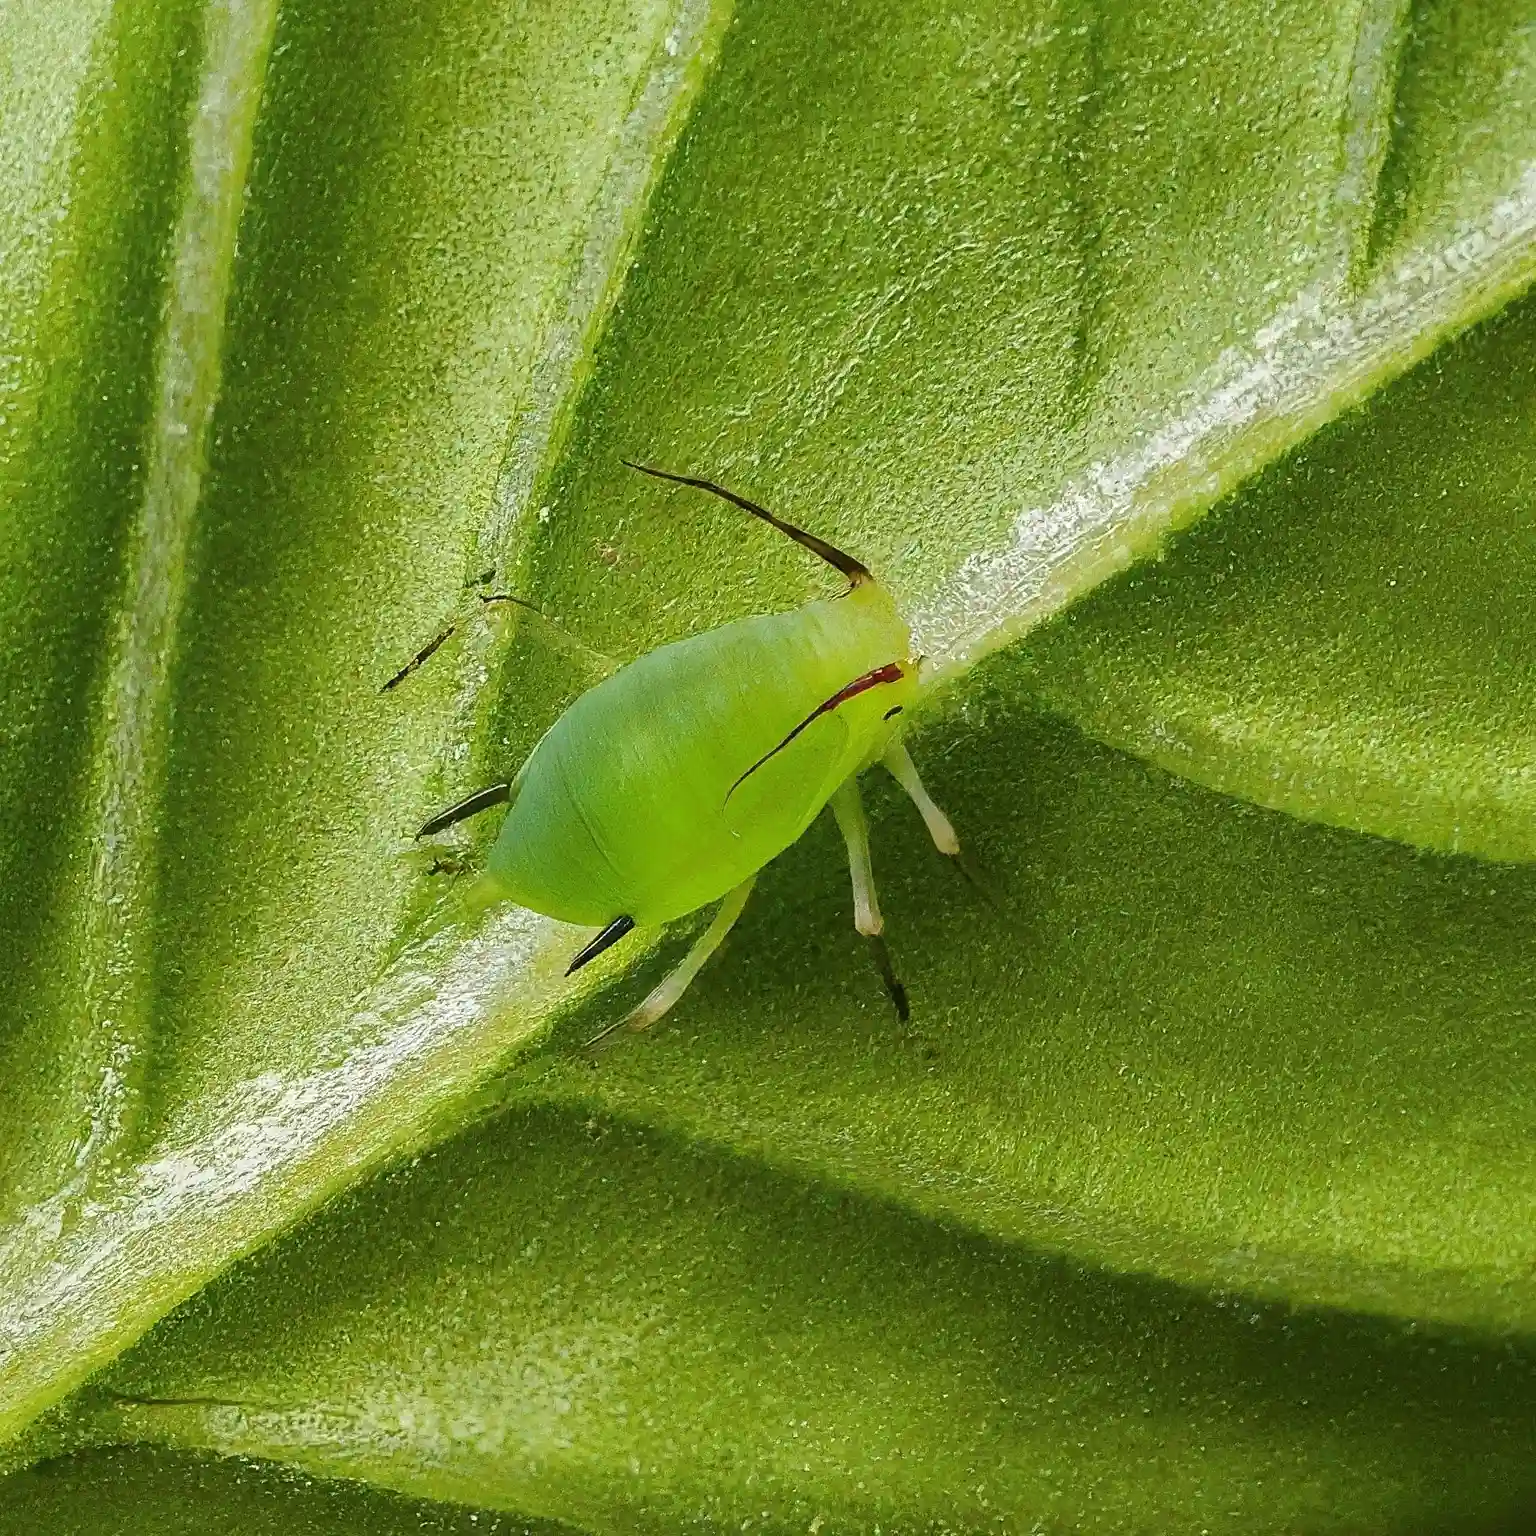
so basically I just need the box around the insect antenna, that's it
[622,461,871,585]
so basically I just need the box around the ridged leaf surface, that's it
[1,0,1534,1528]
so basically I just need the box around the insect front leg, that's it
[828,777,910,1022]
[583,875,757,1052]
[881,742,990,895]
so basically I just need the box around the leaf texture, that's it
[0,0,1534,1526]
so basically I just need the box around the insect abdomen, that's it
[486,583,913,926]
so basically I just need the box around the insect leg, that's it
[381,573,501,691]
[881,742,990,894]
[384,583,611,693]
[480,592,618,680]
[829,777,910,1022]
[880,741,958,853]
[582,875,757,1052]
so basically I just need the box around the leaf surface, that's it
[72,1103,1536,1531]
[1026,286,1536,861]
[0,0,719,1437]
[1,0,1534,1526]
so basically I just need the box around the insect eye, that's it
[883,706,904,721]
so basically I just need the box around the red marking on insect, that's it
[727,661,907,803]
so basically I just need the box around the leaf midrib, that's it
[911,165,1536,685]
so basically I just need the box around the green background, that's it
[1,0,1534,1527]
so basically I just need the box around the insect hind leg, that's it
[829,777,909,1022]
[582,875,757,1052]
[383,578,615,693]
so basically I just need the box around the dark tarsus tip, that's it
[868,932,910,1022]
[415,782,511,839]
[948,844,998,907]
[579,1012,638,1055]
[566,915,636,975]
[622,460,872,585]
[726,661,906,804]
[382,624,456,692]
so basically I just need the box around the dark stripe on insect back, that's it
[725,661,906,803]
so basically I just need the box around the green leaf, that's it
[515,284,1536,1358]
[63,1103,1536,1531]
[0,1445,575,1536]
[2,0,1535,1525]
[518,626,1536,1338]
[513,0,1536,683]
[0,0,719,1438]
[1024,285,1536,862]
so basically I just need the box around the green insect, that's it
[415,463,973,1049]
